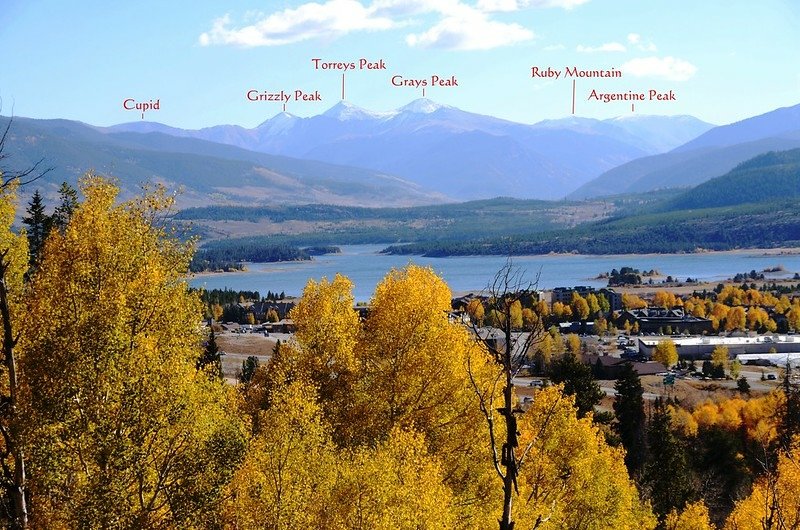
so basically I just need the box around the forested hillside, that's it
[663,149,800,210]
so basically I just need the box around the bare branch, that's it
[0,113,55,190]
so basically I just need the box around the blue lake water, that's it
[188,245,800,302]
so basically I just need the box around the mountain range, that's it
[105,99,714,200]
[4,99,800,207]
[0,116,445,208]
[569,103,800,199]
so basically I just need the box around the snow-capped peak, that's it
[398,98,447,114]
[322,100,395,121]
[257,111,299,133]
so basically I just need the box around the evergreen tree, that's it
[613,362,647,476]
[644,398,695,522]
[21,189,51,268]
[240,356,260,384]
[50,181,79,233]
[548,350,604,418]
[198,329,223,379]
[778,360,800,450]
[736,375,750,394]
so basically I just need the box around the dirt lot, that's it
[517,364,784,415]
[216,332,279,383]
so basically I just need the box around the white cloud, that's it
[621,56,697,81]
[576,42,626,53]
[627,32,657,51]
[478,0,590,11]
[369,0,453,17]
[406,5,534,50]
[199,0,564,50]
[198,0,395,47]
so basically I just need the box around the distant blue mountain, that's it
[569,103,800,199]
[106,99,713,200]
[0,116,445,208]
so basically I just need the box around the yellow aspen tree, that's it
[323,428,458,530]
[20,177,245,528]
[664,501,714,530]
[690,299,708,318]
[775,295,791,314]
[522,307,537,329]
[291,273,360,375]
[510,299,523,329]
[594,316,608,335]
[535,299,550,318]
[623,293,647,310]
[571,292,590,321]
[745,307,766,330]
[726,306,747,331]
[653,290,676,309]
[711,345,730,372]
[225,380,337,530]
[289,274,361,442]
[514,386,656,530]
[535,334,555,371]
[551,327,565,353]
[725,448,800,530]
[711,303,731,324]
[653,339,678,368]
[586,293,600,315]
[211,302,223,322]
[787,305,800,331]
[466,298,485,326]
[566,333,582,354]
[356,265,496,523]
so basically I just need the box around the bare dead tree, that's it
[0,104,53,189]
[0,250,27,529]
[0,108,34,529]
[467,257,546,530]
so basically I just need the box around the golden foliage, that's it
[688,393,781,445]
[571,292,590,320]
[622,293,647,310]
[225,380,337,529]
[466,298,485,325]
[653,339,678,368]
[514,386,656,530]
[324,428,458,530]
[725,447,800,530]
[665,501,715,530]
[566,333,581,354]
[291,273,360,376]
[20,177,244,528]
[711,345,729,370]
[653,290,678,309]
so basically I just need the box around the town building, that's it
[616,307,714,335]
[637,334,800,361]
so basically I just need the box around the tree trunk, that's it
[499,318,515,530]
[0,259,28,530]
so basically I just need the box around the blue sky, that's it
[2,0,798,128]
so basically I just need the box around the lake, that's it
[188,245,800,302]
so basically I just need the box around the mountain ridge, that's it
[103,98,714,200]
[569,102,800,199]
[0,115,446,208]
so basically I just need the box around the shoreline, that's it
[187,245,800,280]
